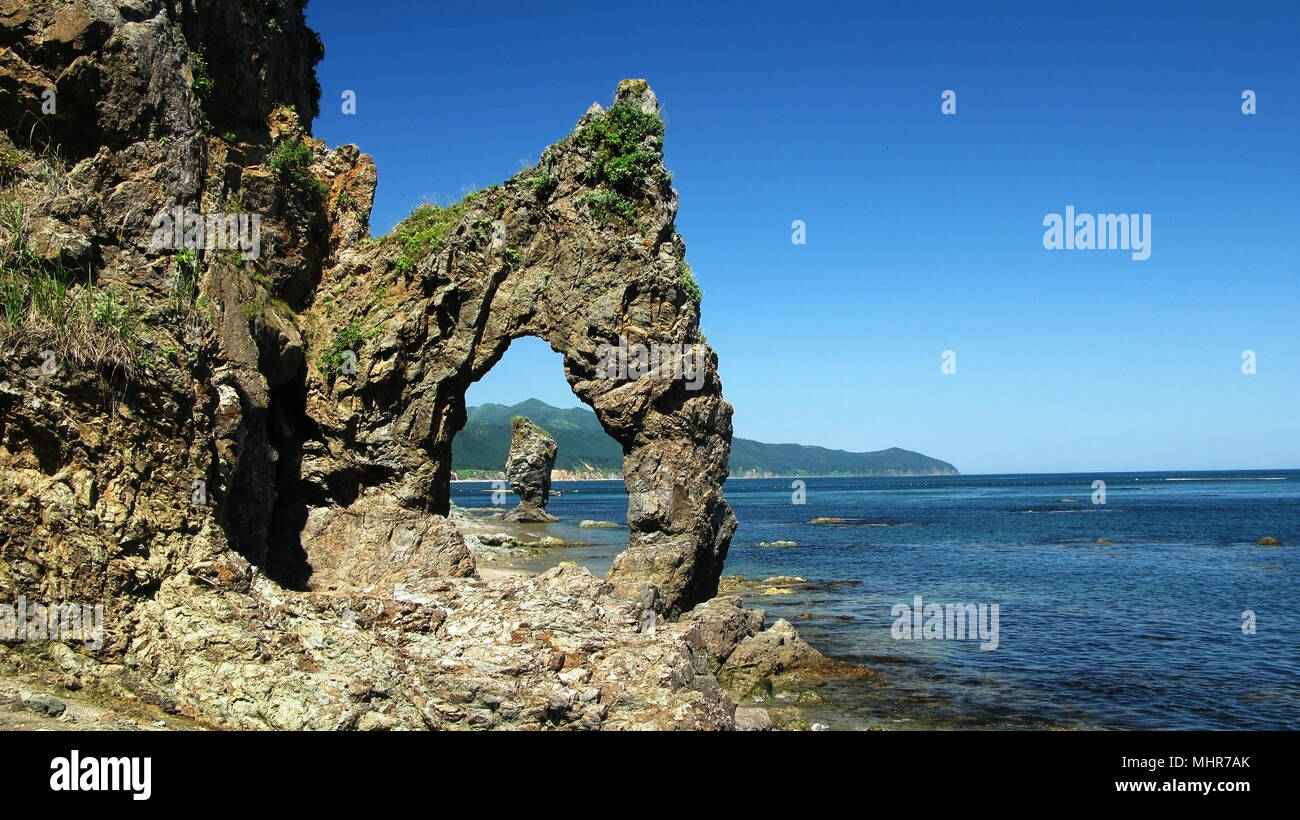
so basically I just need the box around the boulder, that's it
[301,498,477,594]
[682,595,765,673]
[733,706,773,731]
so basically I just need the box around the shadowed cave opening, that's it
[263,374,313,589]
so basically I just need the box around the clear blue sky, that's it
[305,0,1299,474]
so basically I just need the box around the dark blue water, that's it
[452,471,1300,729]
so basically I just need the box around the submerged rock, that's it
[578,520,621,529]
[718,575,807,596]
[718,619,872,701]
[1256,536,1284,546]
[503,418,558,523]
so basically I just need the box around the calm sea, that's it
[451,471,1300,729]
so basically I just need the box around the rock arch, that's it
[304,81,736,616]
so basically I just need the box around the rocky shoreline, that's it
[451,505,874,730]
[2,503,871,730]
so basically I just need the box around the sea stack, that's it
[504,417,559,522]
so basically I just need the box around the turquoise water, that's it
[452,471,1300,729]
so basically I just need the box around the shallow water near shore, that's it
[453,471,1300,730]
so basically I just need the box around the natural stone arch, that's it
[304,81,736,616]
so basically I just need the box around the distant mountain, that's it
[453,400,958,478]
[454,399,621,477]
[728,439,956,477]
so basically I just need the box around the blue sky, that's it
[305,0,1299,474]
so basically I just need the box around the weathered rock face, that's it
[682,595,766,674]
[0,0,345,653]
[0,2,855,731]
[0,0,321,161]
[301,497,476,594]
[503,417,557,522]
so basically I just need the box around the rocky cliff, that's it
[0,0,859,729]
